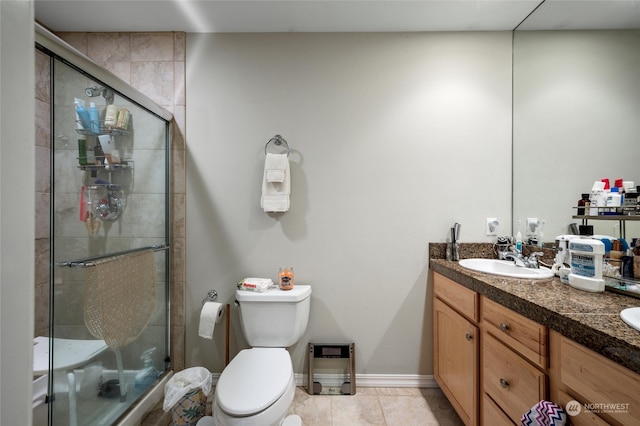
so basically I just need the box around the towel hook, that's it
[264,135,290,157]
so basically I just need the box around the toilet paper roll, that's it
[198,301,225,340]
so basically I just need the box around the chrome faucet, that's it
[503,248,544,269]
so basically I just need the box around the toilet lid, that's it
[217,348,293,416]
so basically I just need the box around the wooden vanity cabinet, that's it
[433,268,640,426]
[433,272,551,425]
[433,273,479,425]
[549,330,640,425]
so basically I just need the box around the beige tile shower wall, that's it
[34,49,51,338]
[53,32,187,371]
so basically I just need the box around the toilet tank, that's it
[236,285,311,347]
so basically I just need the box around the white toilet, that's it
[212,285,312,426]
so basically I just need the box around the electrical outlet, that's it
[526,218,539,236]
[486,218,499,236]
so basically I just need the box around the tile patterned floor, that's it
[142,386,464,425]
[287,387,464,426]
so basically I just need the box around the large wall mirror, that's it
[513,0,640,243]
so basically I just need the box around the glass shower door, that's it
[47,55,170,426]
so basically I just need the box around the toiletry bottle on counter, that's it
[606,187,622,214]
[278,267,294,291]
[568,238,605,292]
[515,221,523,253]
[589,181,606,216]
[577,194,590,215]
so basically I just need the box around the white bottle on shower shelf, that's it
[89,102,100,134]
[104,104,118,128]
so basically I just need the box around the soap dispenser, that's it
[135,347,160,391]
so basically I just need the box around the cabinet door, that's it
[556,333,640,425]
[434,297,478,425]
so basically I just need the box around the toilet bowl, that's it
[211,285,311,426]
[213,348,295,425]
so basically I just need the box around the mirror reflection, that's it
[513,2,640,243]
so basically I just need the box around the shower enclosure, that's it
[35,27,172,426]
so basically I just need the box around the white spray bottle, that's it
[135,347,160,391]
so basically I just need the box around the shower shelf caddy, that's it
[75,118,132,136]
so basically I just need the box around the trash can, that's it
[163,367,212,426]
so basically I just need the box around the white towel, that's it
[261,153,290,212]
[265,153,288,183]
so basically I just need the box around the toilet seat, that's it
[216,348,292,417]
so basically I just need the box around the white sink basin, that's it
[620,307,640,332]
[458,258,555,280]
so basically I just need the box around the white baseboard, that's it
[211,372,438,389]
[296,374,437,388]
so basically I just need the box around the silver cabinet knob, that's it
[499,378,509,388]
[499,322,509,332]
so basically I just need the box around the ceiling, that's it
[34,0,640,33]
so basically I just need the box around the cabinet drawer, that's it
[554,389,609,426]
[434,273,478,322]
[483,332,547,423]
[559,335,640,424]
[482,296,548,369]
[482,393,514,426]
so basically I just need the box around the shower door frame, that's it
[36,24,173,426]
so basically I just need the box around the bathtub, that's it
[32,371,173,425]
[32,375,48,426]
[116,371,172,426]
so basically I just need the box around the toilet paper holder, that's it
[202,290,218,306]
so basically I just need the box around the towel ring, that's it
[264,135,290,157]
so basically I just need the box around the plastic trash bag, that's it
[163,367,212,412]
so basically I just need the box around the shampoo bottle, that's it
[89,102,100,134]
[104,104,118,128]
[77,139,87,166]
[74,98,91,130]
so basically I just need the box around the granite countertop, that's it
[430,258,640,375]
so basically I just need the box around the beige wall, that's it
[185,32,513,378]
[2,1,36,423]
